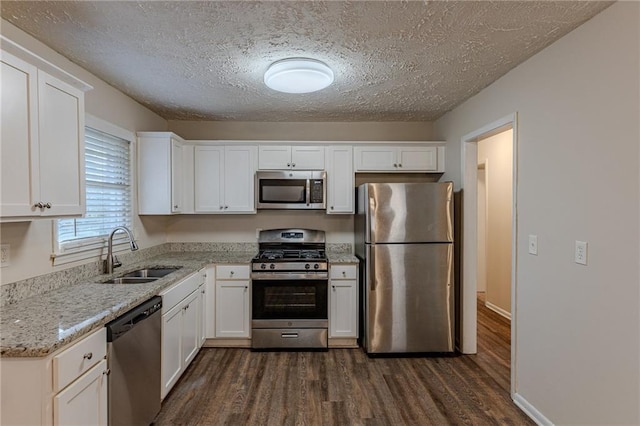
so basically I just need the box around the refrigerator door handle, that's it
[367,245,376,291]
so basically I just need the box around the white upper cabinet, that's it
[194,145,257,213]
[1,49,88,221]
[258,145,325,170]
[354,145,443,172]
[138,132,186,214]
[325,146,354,214]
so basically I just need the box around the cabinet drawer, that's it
[161,270,205,314]
[53,327,106,392]
[216,265,250,280]
[330,265,357,280]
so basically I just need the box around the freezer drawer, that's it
[363,243,454,354]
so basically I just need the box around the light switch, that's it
[528,235,538,255]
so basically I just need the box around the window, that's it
[54,126,133,264]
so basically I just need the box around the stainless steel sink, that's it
[102,277,159,284]
[121,267,182,278]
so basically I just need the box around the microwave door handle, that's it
[306,179,311,206]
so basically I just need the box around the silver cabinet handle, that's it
[83,352,93,360]
[103,369,111,376]
[44,202,51,209]
[34,202,44,209]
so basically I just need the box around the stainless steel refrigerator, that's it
[355,182,454,354]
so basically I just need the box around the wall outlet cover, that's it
[0,244,10,267]
[528,235,538,255]
[575,240,588,265]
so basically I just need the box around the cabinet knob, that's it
[292,163,296,167]
[220,206,224,210]
[331,206,334,210]
[342,271,346,277]
[44,202,52,209]
[34,202,44,209]
[103,369,111,376]
[230,271,235,276]
[83,352,93,360]
[393,163,398,168]
[224,206,228,209]
[398,163,402,168]
[287,163,291,167]
[244,285,248,290]
[174,205,178,209]
[332,285,336,290]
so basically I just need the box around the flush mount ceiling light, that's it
[264,58,334,94]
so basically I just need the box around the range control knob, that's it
[305,263,311,270]
[260,264,266,270]
[314,264,320,270]
[269,264,276,270]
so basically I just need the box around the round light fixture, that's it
[264,58,334,94]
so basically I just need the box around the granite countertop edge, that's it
[1,250,358,358]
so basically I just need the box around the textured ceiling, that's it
[1,1,612,122]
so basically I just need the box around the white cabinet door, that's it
[224,145,256,212]
[258,145,324,170]
[171,138,184,213]
[194,145,224,212]
[38,72,85,217]
[215,280,250,338]
[161,303,182,399]
[291,146,325,170]
[181,291,199,367]
[329,280,358,338]
[398,147,438,171]
[54,359,108,426]
[353,146,397,171]
[258,145,291,169]
[138,132,185,215]
[326,146,354,214]
[0,52,39,218]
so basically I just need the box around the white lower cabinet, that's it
[54,359,108,426]
[0,327,107,425]
[160,269,205,399]
[329,265,359,339]
[215,265,251,339]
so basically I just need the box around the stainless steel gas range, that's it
[251,229,328,350]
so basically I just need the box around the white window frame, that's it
[51,115,136,266]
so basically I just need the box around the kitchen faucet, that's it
[103,226,139,274]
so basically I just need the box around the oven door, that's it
[252,277,328,321]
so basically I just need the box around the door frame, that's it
[460,112,518,396]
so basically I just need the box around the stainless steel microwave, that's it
[256,170,326,210]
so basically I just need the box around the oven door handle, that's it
[251,272,328,280]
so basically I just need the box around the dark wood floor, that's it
[154,294,532,425]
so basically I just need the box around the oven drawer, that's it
[252,328,328,349]
[330,264,357,280]
[216,265,250,280]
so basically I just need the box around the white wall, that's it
[478,130,513,315]
[435,3,639,425]
[0,20,169,285]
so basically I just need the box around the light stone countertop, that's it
[0,251,254,358]
[0,249,358,358]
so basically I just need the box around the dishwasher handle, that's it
[106,296,162,342]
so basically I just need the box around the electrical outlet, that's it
[575,240,588,265]
[0,244,10,267]
[528,235,538,255]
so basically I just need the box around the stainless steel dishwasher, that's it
[106,296,162,426]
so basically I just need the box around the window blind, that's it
[58,127,132,248]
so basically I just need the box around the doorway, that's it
[460,113,517,396]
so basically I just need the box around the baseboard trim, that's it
[328,338,358,348]
[513,393,553,426]
[486,301,512,320]
[203,338,251,348]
